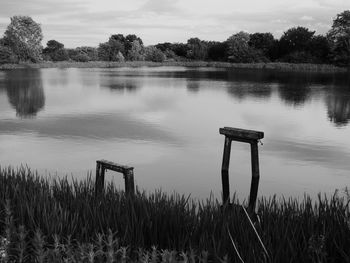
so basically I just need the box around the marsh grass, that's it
[0,166,349,262]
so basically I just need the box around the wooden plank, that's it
[219,127,264,141]
[97,159,133,173]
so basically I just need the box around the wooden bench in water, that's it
[95,160,135,196]
[219,127,264,211]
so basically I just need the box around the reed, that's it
[0,166,349,262]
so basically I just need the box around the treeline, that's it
[0,10,349,66]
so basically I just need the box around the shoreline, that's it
[0,60,347,72]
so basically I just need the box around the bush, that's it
[72,53,90,62]
[282,51,315,63]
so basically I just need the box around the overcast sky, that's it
[0,0,349,48]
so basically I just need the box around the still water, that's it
[0,67,349,200]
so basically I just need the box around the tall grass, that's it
[0,166,349,262]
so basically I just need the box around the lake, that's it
[0,67,349,201]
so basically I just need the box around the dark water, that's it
[0,67,349,200]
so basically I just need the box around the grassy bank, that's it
[0,60,347,72]
[0,166,349,262]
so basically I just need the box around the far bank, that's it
[0,61,347,72]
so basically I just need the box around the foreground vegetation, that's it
[0,166,349,262]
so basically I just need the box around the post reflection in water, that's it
[5,69,45,118]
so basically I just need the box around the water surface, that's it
[0,67,349,200]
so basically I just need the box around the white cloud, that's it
[0,0,347,47]
[300,16,314,21]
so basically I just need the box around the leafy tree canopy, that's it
[279,27,315,55]
[249,33,275,56]
[186,38,208,60]
[327,10,350,66]
[226,31,260,62]
[3,16,43,62]
[127,40,145,61]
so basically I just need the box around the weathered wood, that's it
[124,169,135,196]
[219,126,263,211]
[95,160,135,197]
[221,137,232,204]
[219,127,264,142]
[97,159,133,174]
[249,142,260,211]
[95,162,103,197]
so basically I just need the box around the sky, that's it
[0,0,349,48]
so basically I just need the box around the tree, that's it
[125,34,143,56]
[171,43,188,57]
[226,31,264,62]
[68,47,98,62]
[309,35,330,63]
[3,16,43,62]
[144,46,166,62]
[98,34,126,61]
[0,45,17,64]
[327,10,350,66]
[279,27,315,58]
[207,41,227,61]
[186,38,208,60]
[127,40,145,61]
[43,40,69,61]
[249,32,275,60]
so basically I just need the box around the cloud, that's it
[0,0,346,47]
[0,0,86,17]
[141,0,183,15]
[300,15,314,21]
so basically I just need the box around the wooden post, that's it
[95,162,101,196]
[219,127,264,210]
[95,160,135,197]
[249,141,260,211]
[221,136,232,204]
[124,169,135,196]
[100,166,105,192]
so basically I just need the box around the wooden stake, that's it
[221,136,232,204]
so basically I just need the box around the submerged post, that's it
[95,160,135,197]
[219,127,264,211]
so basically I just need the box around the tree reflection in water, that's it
[326,87,350,127]
[5,69,45,118]
[100,77,138,93]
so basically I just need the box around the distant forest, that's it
[0,10,349,66]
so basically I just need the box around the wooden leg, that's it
[100,166,105,193]
[124,170,135,196]
[95,162,101,197]
[221,136,232,204]
[249,141,260,211]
